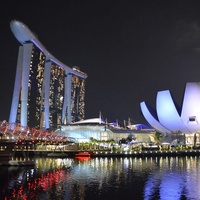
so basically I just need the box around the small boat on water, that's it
[75,156,91,161]
[75,151,91,158]
[1,160,35,166]
[0,147,35,166]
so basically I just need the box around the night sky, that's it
[1,0,200,126]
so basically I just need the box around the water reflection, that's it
[0,156,200,199]
[0,157,73,199]
[144,156,200,200]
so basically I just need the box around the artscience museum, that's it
[140,82,200,145]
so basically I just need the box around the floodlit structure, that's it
[59,117,155,143]
[140,82,200,144]
[9,20,87,129]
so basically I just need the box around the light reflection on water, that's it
[0,156,200,199]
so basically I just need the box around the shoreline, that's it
[7,149,200,158]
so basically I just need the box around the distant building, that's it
[9,20,87,129]
[59,118,156,143]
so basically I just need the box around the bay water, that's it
[0,155,200,200]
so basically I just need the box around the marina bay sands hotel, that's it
[9,20,88,129]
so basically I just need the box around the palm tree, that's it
[154,132,163,144]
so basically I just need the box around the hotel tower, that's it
[9,20,87,129]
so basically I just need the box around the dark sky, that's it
[1,0,200,126]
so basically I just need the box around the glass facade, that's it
[49,64,65,128]
[71,75,86,122]
[29,46,46,128]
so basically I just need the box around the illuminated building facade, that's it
[9,20,87,129]
[58,118,155,143]
[140,82,200,144]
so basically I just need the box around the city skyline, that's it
[1,1,200,126]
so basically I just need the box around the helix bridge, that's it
[0,120,75,155]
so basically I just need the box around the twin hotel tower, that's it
[9,20,87,130]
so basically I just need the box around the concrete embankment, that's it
[13,149,200,158]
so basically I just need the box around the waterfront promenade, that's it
[36,149,200,157]
[2,146,200,158]
[1,120,200,159]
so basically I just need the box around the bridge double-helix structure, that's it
[0,120,74,146]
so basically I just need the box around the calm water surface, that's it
[0,155,200,200]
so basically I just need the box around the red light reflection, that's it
[4,168,70,199]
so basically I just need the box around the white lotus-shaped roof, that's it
[140,82,200,134]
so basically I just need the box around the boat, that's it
[75,156,91,161]
[1,160,35,166]
[47,152,68,158]
[75,151,91,158]
[0,146,35,166]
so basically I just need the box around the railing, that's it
[0,120,71,144]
